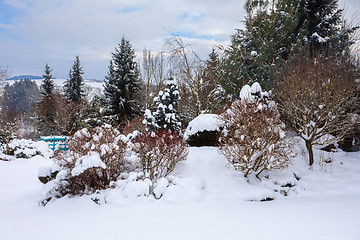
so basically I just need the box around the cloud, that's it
[0,0,248,79]
[3,0,356,80]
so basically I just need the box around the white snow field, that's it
[0,142,360,240]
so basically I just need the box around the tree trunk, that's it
[305,140,314,166]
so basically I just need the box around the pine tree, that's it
[41,64,55,97]
[64,56,84,102]
[103,37,141,126]
[144,78,181,132]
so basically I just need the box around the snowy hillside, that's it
[0,141,359,240]
[1,78,104,100]
[2,78,104,89]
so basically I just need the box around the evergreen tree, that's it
[219,0,357,96]
[38,64,57,135]
[203,49,224,111]
[1,79,40,115]
[41,64,55,97]
[295,0,358,55]
[64,56,84,102]
[144,78,181,132]
[103,37,141,126]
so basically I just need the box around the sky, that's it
[0,0,359,80]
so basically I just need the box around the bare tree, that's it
[0,66,10,82]
[274,54,359,166]
[165,35,207,121]
[141,49,166,109]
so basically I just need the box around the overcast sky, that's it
[0,0,359,80]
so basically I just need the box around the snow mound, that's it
[184,114,223,140]
[123,179,152,198]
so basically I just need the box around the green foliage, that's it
[103,37,142,127]
[144,78,181,132]
[295,0,358,55]
[64,56,85,103]
[219,0,358,98]
[1,79,40,115]
[41,64,55,97]
[186,130,220,147]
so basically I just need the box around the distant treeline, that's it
[6,75,53,80]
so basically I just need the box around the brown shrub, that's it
[50,126,129,198]
[219,99,294,178]
[122,116,145,136]
[132,130,188,183]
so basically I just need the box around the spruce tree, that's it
[219,0,357,96]
[103,37,141,126]
[295,0,358,54]
[38,64,57,135]
[64,56,84,102]
[144,77,181,132]
[203,49,223,111]
[41,64,55,97]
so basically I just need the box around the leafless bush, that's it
[122,116,145,136]
[45,126,129,201]
[0,66,10,81]
[274,54,358,166]
[132,130,188,183]
[219,99,294,178]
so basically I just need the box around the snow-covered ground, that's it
[0,141,359,240]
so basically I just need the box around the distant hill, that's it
[6,75,47,80]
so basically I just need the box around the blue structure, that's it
[40,136,68,151]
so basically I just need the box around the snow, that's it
[0,139,52,160]
[251,82,262,94]
[71,152,106,176]
[122,178,152,198]
[239,84,252,100]
[311,32,329,43]
[240,82,264,101]
[153,177,169,199]
[0,140,360,240]
[184,114,223,140]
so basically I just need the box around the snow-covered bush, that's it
[219,83,294,178]
[0,138,50,161]
[132,130,188,184]
[184,114,223,147]
[41,126,131,204]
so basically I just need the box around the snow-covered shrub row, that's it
[219,83,295,178]
[184,114,224,147]
[132,130,188,184]
[0,139,51,161]
[40,126,136,205]
[41,126,189,204]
